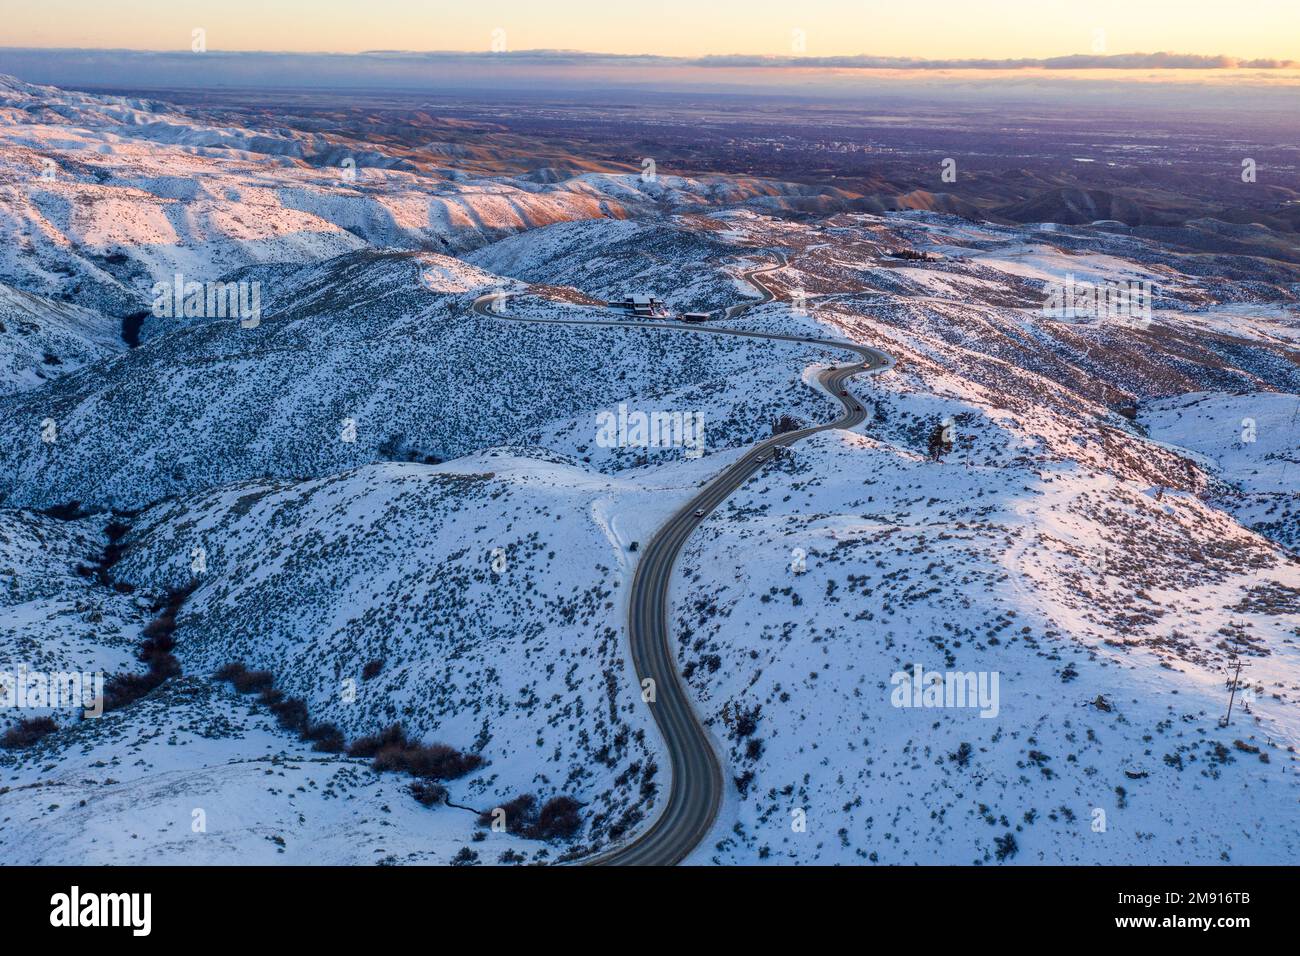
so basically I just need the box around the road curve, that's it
[723,252,786,319]
[470,264,892,865]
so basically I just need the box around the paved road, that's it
[470,262,892,865]
[723,252,786,319]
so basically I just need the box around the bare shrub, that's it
[1,716,58,749]
[477,792,582,840]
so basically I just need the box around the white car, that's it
[694,509,706,517]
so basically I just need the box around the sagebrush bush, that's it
[365,729,481,780]
[535,796,582,839]
[269,696,309,734]
[410,781,449,806]
[1,716,59,749]
[347,723,406,758]
[230,669,275,694]
[213,662,247,682]
[305,722,345,753]
[477,792,583,840]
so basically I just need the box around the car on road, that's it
[694,509,706,517]
[840,389,848,395]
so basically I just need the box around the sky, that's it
[4,0,1299,61]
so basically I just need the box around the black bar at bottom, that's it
[1,864,1289,940]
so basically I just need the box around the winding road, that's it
[470,256,892,865]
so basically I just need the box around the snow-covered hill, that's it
[0,280,122,395]
[0,73,637,320]
[0,509,144,735]
[465,217,755,313]
[2,450,732,863]
[672,421,1299,864]
[0,250,849,511]
[1141,391,1300,550]
[0,676,489,865]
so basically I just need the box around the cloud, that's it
[3,47,1297,73]
[356,48,1297,70]
[684,52,1300,70]
[341,49,1300,70]
[2,47,1298,108]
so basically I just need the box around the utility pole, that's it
[1279,397,1300,487]
[1219,621,1250,728]
[1220,656,1244,728]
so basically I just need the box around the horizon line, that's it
[1,46,1296,71]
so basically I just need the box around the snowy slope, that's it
[0,281,123,395]
[112,454,714,855]
[0,509,144,733]
[0,251,849,510]
[6,450,746,862]
[465,217,750,313]
[674,420,1300,864]
[0,677,491,865]
[0,74,641,320]
[1140,391,1300,551]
